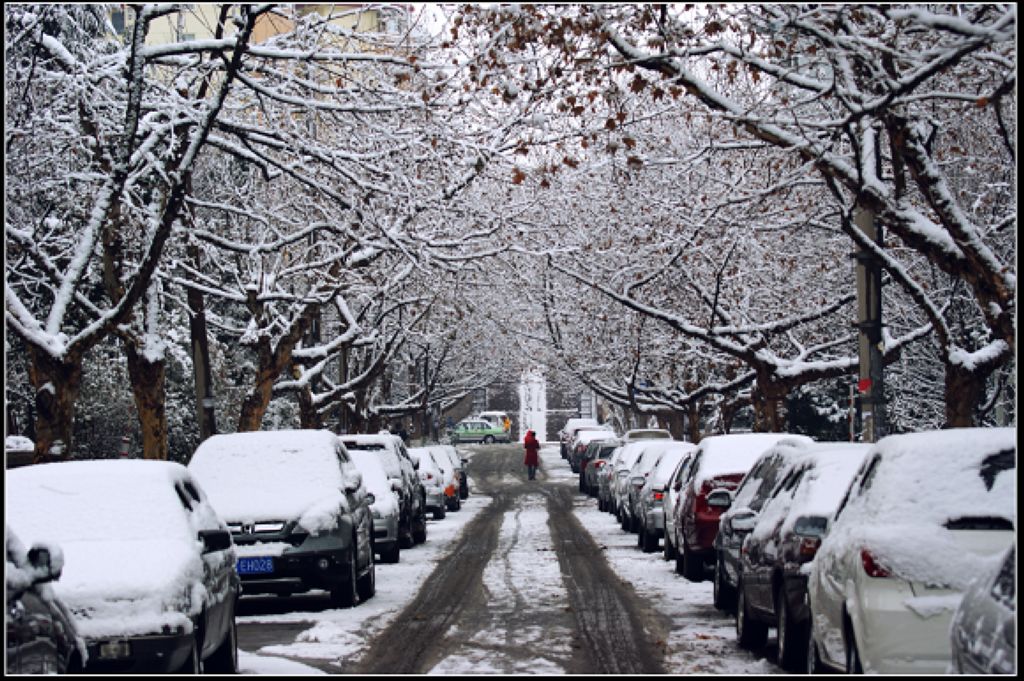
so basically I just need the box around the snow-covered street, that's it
[236,443,777,674]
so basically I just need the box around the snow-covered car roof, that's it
[623,428,673,441]
[821,427,1015,590]
[560,417,598,434]
[188,429,351,530]
[649,442,698,485]
[349,449,399,516]
[7,459,230,639]
[749,443,870,545]
[573,429,618,446]
[340,433,402,448]
[691,433,814,487]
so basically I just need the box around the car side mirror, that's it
[707,489,732,510]
[413,458,420,470]
[673,480,682,492]
[199,529,233,554]
[460,458,468,465]
[390,478,403,492]
[729,510,758,533]
[27,544,62,582]
[630,475,645,487]
[344,469,363,493]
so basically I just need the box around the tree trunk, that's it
[125,342,169,460]
[297,383,321,429]
[664,410,687,440]
[236,309,313,432]
[751,379,787,433]
[944,364,985,428]
[187,245,217,441]
[685,402,701,443]
[26,347,83,463]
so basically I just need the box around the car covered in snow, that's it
[733,442,870,671]
[805,427,1015,674]
[711,438,823,614]
[7,459,240,673]
[5,527,85,674]
[189,429,375,608]
[671,432,813,582]
[340,432,428,548]
[348,449,403,564]
[409,447,448,520]
[634,441,697,554]
[558,417,600,458]
[581,439,620,497]
[569,427,617,474]
[622,428,673,442]
[949,542,1016,674]
[425,445,463,512]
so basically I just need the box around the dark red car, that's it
[671,433,812,582]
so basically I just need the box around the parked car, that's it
[5,527,85,674]
[450,419,511,444]
[437,444,470,500]
[8,459,241,673]
[609,441,651,519]
[734,443,870,671]
[558,417,599,458]
[806,427,1015,674]
[340,433,428,547]
[582,440,620,497]
[950,542,1015,674]
[348,449,403,564]
[635,441,697,553]
[189,429,375,609]
[663,451,698,562]
[409,447,447,520]
[597,444,626,513]
[426,445,463,511]
[569,427,617,474]
[671,432,813,581]
[5,434,35,469]
[712,438,821,613]
[622,428,673,442]
[621,441,675,533]
[477,410,510,430]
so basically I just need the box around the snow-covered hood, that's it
[52,538,208,639]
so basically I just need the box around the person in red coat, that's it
[523,429,540,480]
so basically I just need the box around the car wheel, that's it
[806,627,824,674]
[844,617,863,674]
[380,540,400,564]
[641,527,658,553]
[682,541,704,582]
[331,550,359,608]
[598,495,606,512]
[736,579,768,650]
[433,504,446,520]
[399,510,414,549]
[204,614,238,673]
[713,556,736,612]
[663,529,676,561]
[412,513,428,544]
[175,631,201,673]
[619,509,630,531]
[484,435,495,444]
[777,584,806,672]
[357,553,376,602]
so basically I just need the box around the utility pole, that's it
[853,207,887,442]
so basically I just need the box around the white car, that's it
[409,447,447,520]
[806,427,1015,674]
[8,460,240,673]
[349,449,403,564]
[426,445,463,511]
[635,441,697,553]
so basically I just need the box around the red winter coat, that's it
[523,431,540,466]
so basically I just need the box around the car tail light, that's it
[653,491,664,501]
[861,549,890,578]
[798,536,821,559]
[594,460,606,468]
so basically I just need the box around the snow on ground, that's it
[240,444,775,674]
[542,444,777,675]
[238,450,493,673]
[428,492,574,674]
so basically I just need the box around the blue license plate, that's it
[236,556,274,575]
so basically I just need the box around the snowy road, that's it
[236,443,777,674]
